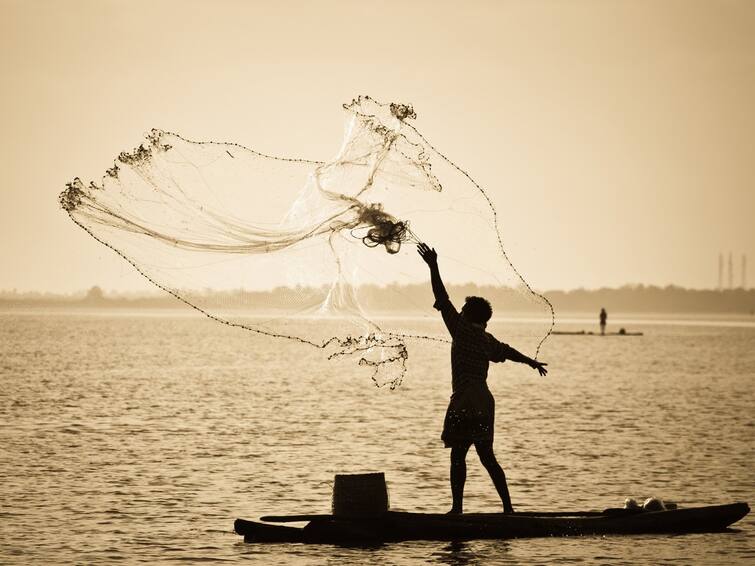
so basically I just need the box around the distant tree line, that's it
[2,284,754,314]
[544,285,755,314]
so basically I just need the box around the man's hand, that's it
[530,360,548,377]
[417,242,438,268]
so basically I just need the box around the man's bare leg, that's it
[449,443,471,514]
[475,442,514,513]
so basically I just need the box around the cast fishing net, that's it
[60,96,554,388]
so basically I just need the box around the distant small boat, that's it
[552,330,643,336]
[234,502,749,543]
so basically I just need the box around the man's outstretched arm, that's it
[504,345,549,376]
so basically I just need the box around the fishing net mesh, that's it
[60,96,554,388]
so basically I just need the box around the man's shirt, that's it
[434,295,513,393]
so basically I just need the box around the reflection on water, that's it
[431,540,510,566]
[0,311,753,564]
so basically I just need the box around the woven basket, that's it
[332,472,389,517]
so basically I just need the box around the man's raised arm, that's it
[417,243,448,302]
[418,243,460,335]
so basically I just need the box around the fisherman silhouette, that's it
[600,308,607,336]
[417,243,548,514]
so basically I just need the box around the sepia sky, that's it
[1,0,754,293]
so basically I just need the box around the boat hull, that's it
[235,502,749,544]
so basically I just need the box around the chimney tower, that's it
[718,253,724,290]
[728,252,734,290]
[743,254,747,289]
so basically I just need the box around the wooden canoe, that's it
[234,502,749,543]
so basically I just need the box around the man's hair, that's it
[463,296,492,324]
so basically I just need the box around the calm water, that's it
[1,311,753,565]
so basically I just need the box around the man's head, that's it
[461,296,492,325]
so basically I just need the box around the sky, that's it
[1,0,754,293]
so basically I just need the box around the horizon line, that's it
[2,282,754,297]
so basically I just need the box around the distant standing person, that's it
[599,308,607,335]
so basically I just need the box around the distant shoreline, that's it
[1,284,753,316]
